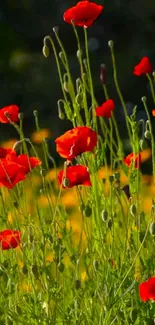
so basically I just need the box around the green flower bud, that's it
[42,45,50,58]
[75,93,83,105]
[93,260,99,272]
[109,175,114,184]
[33,110,38,117]
[107,219,112,229]
[141,96,147,103]
[108,40,114,48]
[144,130,151,140]
[75,279,81,290]
[18,112,24,121]
[114,172,120,181]
[62,178,70,188]
[53,26,59,33]
[101,210,108,222]
[130,204,137,216]
[59,51,66,64]
[150,222,155,235]
[84,205,92,218]
[58,262,65,273]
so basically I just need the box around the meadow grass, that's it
[1,8,155,325]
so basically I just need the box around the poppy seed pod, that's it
[150,222,155,235]
[42,45,50,58]
[130,204,137,216]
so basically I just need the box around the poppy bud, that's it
[76,78,81,93]
[114,172,120,181]
[75,93,83,105]
[130,204,137,216]
[84,205,92,217]
[75,279,81,290]
[58,262,65,273]
[31,265,39,278]
[21,265,28,275]
[113,212,117,218]
[42,45,50,58]
[78,203,84,214]
[102,178,106,184]
[153,71,155,80]
[144,130,151,140]
[63,81,69,92]
[53,26,59,34]
[18,112,24,121]
[107,219,112,229]
[59,51,66,65]
[100,64,106,84]
[139,139,147,150]
[62,177,70,188]
[93,260,99,272]
[108,40,114,48]
[33,110,38,117]
[77,50,83,60]
[101,210,108,222]
[57,100,65,120]
[150,222,155,235]
[109,175,114,184]
[141,96,147,103]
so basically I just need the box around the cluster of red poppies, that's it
[0,105,41,250]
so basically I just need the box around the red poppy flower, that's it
[139,277,155,302]
[133,57,152,76]
[152,110,155,117]
[0,147,16,159]
[58,165,91,188]
[124,153,141,169]
[55,126,97,160]
[95,99,115,118]
[14,155,41,174]
[0,160,26,189]
[63,1,104,28]
[0,229,21,250]
[0,105,19,123]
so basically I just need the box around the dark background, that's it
[0,0,155,148]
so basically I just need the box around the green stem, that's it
[146,73,155,103]
[109,41,132,140]
[142,96,155,184]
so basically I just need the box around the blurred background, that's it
[0,0,155,167]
